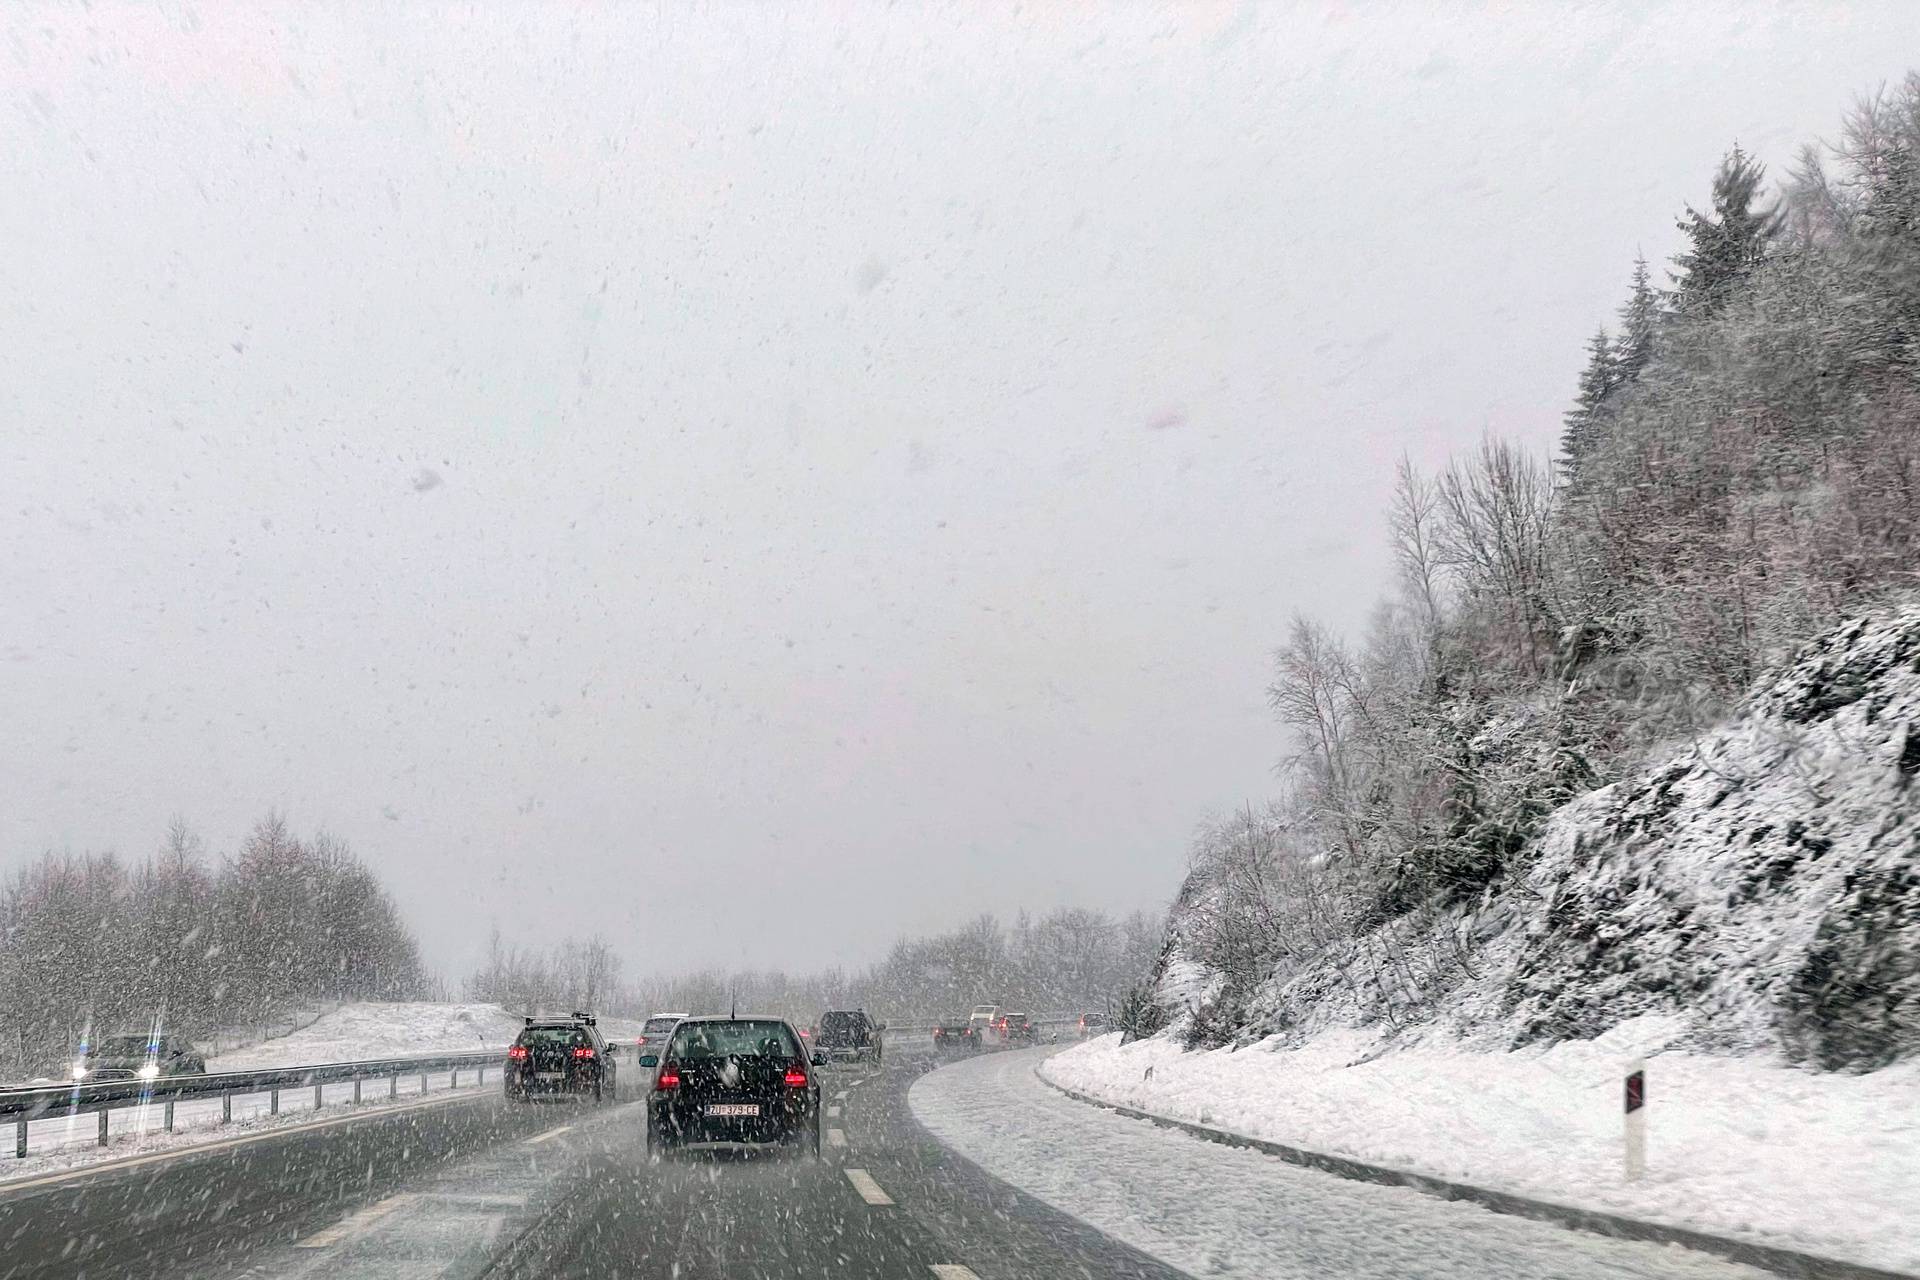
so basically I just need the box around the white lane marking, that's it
[844,1167,894,1206]
[827,1127,848,1148]
[827,1105,842,1119]
[294,1192,417,1249]
[523,1124,574,1146]
[930,1268,981,1280]
[0,1091,480,1197]
[833,1091,848,1102]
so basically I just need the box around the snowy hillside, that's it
[209,1002,648,1069]
[1151,606,1920,1070]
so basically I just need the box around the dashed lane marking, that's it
[827,1128,848,1148]
[523,1124,574,1146]
[294,1192,417,1249]
[844,1168,894,1206]
[930,1268,981,1279]
[827,1105,842,1118]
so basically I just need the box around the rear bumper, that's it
[505,1068,603,1096]
[649,1095,815,1144]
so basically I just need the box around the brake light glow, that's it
[572,1046,595,1059]
[784,1068,808,1087]
[507,1046,529,1061]
[656,1065,680,1089]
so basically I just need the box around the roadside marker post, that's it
[1624,1061,1647,1182]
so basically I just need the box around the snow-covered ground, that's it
[208,1001,648,1069]
[1042,1025,1920,1274]
[209,1002,524,1069]
[912,1048,1766,1280]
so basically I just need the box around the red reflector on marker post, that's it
[1624,1063,1647,1182]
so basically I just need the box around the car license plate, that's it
[705,1103,759,1118]
[536,1072,562,1082]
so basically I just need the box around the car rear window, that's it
[519,1027,589,1046]
[668,1020,800,1060]
[642,1017,679,1035]
[820,1012,866,1032]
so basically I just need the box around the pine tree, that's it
[1670,146,1783,316]
[1613,254,1660,382]
[1560,327,1620,480]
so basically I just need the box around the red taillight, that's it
[656,1065,680,1089]
[784,1067,808,1088]
[507,1045,529,1061]
[573,1046,595,1059]
[635,1036,647,1046]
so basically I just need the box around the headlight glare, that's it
[136,1061,160,1080]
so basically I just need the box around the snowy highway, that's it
[0,1046,1785,1280]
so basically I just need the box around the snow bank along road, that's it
[910,1048,1787,1280]
[0,1044,1791,1280]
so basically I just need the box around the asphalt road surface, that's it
[0,1050,1180,1280]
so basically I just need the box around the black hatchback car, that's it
[504,1013,616,1102]
[643,1017,822,1156]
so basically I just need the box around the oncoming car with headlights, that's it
[72,1033,206,1082]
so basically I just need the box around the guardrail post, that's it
[313,1082,323,1111]
[223,1094,231,1125]
[270,1088,279,1116]
[353,1076,362,1104]
[97,1109,109,1147]
[164,1101,175,1132]
[15,1119,25,1159]
[389,1073,397,1100]
[451,1067,459,1089]
[478,1064,485,1085]
[419,1071,427,1096]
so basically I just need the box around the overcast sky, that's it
[4,1,1916,980]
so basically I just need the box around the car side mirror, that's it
[810,1050,826,1066]
[639,1054,659,1068]
[604,1045,618,1058]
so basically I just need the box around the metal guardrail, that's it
[0,1049,502,1159]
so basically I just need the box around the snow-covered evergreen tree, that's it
[1669,145,1782,316]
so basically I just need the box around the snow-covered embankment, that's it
[1041,1028,1920,1274]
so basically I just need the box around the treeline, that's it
[464,926,623,1017]
[1168,77,1920,1043]
[468,907,1160,1027]
[0,814,427,1078]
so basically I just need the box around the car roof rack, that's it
[571,1011,596,1026]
